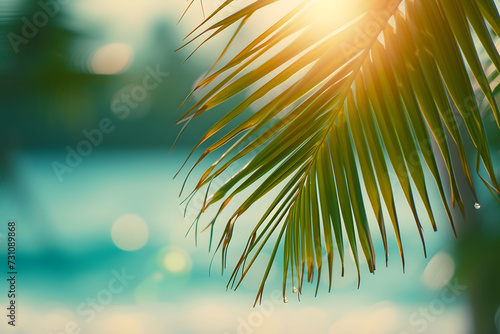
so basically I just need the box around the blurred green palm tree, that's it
[176,0,500,304]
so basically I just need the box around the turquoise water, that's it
[0,149,472,334]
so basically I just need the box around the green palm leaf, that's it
[176,0,500,304]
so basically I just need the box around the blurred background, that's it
[0,0,499,333]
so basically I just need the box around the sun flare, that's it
[304,0,365,31]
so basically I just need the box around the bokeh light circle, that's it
[163,247,191,274]
[422,252,455,290]
[111,214,149,251]
[90,43,133,75]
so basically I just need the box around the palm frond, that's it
[176,0,500,304]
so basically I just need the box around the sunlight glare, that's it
[307,0,360,30]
